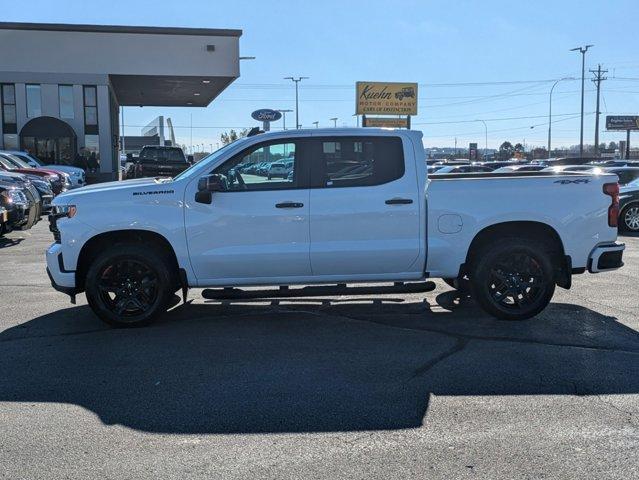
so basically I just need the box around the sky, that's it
[5,0,639,151]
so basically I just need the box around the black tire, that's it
[443,276,471,294]
[469,238,555,321]
[621,204,639,232]
[85,244,175,327]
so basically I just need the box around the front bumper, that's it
[46,242,76,290]
[588,242,625,273]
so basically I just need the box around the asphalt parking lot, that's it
[1,222,638,479]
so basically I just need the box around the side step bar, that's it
[202,281,436,301]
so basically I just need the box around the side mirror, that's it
[198,174,225,192]
[195,174,225,204]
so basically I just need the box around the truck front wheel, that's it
[470,239,555,321]
[85,244,175,327]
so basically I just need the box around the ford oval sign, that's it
[251,109,282,122]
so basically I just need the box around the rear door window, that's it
[310,136,404,188]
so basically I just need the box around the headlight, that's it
[52,204,77,218]
[71,171,82,177]
[1,189,28,206]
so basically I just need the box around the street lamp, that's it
[570,45,594,157]
[312,121,319,128]
[330,117,338,127]
[547,77,575,158]
[284,76,309,129]
[276,109,293,130]
[475,119,488,160]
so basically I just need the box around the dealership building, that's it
[0,22,242,181]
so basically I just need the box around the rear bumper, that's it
[588,242,625,273]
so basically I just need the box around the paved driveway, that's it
[1,223,638,479]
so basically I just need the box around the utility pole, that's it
[330,117,338,127]
[570,45,593,157]
[284,76,309,129]
[312,121,319,128]
[590,64,607,157]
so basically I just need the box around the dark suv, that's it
[130,146,192,178]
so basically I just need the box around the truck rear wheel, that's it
[85,244,175,327]
[470,238,555,321]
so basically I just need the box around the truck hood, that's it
[53,177,172,204]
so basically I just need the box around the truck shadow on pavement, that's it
[1,295,638,434]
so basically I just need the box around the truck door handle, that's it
[385,198,413,205]
[275,202,304,208]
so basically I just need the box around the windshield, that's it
[4,154,30,169]
[139,148,186,162]
[0,155,18,170]
[16,153,43,166]
[173,140,247,181]
[626,177,639,188]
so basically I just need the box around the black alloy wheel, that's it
[98,259,159,318]
[486,252,545,310]
[85,244,175,327]
[470,239,555,321]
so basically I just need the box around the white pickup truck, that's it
[47,128,625,327]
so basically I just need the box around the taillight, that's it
[603,182,619,228]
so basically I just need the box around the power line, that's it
[232,77,570,90]
[412,112,590,126]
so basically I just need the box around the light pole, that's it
[276,109,293,130]
[284,76,309,129]
[312,121,319,128]
[547,77,574,158]
[330,117,338,127]
[570,45,593,157]
[475,119,488,160]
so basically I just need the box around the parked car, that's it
[603,167,639,186]
[477,160,528,170]
[131,146,192,178]
[47,128,624,327]
[267,160,294,179]
[431,165,493,174]
[0,170,53,214]
[0,182,29,232]
[492,165,548,173]
[619,177,639,232]
[2,150,85,188]
[0,206,7,236]
[0,153,68,194]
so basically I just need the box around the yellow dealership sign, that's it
[356,82,418,115]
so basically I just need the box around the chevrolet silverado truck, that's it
[47,128,625,327]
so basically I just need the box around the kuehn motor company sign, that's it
[356,82,418,116]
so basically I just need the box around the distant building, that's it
[0,22,241,181]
